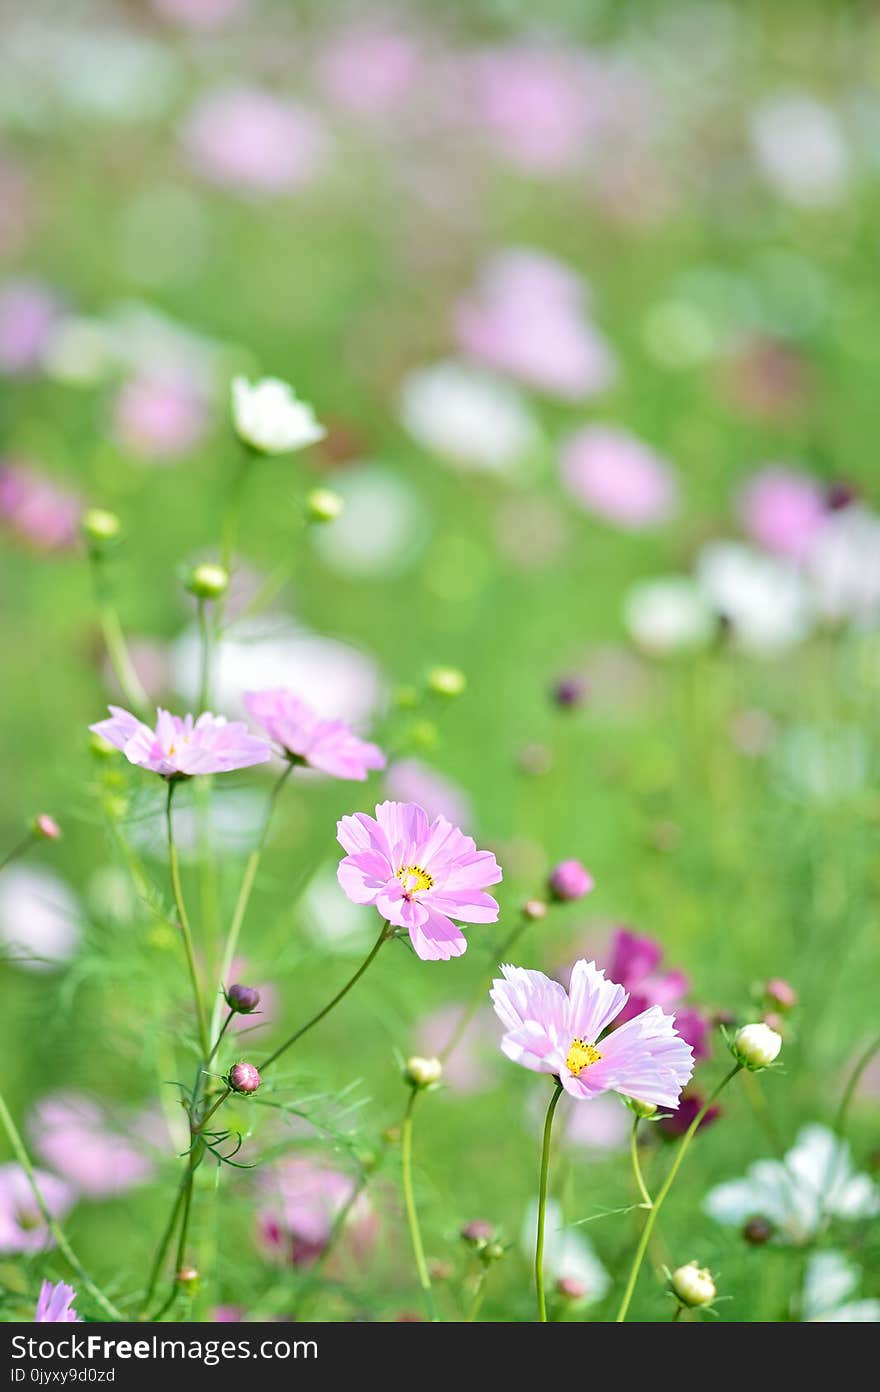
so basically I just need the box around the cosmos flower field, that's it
[0,0,878,1328]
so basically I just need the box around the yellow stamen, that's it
[566,1037,602,1076]
[396,863,434,895]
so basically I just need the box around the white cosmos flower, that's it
[231,376,325,454]
[704,1123,880,1244]
[310,464,428,578]
[696,541,813,654]
[521,1199,610,1303]
[0,867,81,971]
[398,360,538,475]
[750,95,850,207]
[623,576,715,656]
[806,506,880,623]
[803,1251,880,1322]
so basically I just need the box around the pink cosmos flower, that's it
[606,928,710,1059]
[469,47,588,175]
[336,801,502,961]
[258,1158,375,1268]
[35,1280,81,1322]
[454,250,616,400]
[560,425,677,529]
[491,959,694,1107]
[0,1164,74,1253]
[318,30,421,117]
[182,88,328,196]
[738,467,827,561]
[89,706,270,778]
[244,689,385,781]
[0,462,80,551]
[29,1092,154,1199]
[112,376,208,461]
[0,278,59,375]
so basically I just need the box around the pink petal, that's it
[567,959,627,1042]
[408,908,467,961]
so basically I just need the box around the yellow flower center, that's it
[397,864,434,896]
[565,1037,602,1076]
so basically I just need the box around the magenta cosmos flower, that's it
[560,425,677,530]
[90,706,270,777]
[35,1280,81,1322]
[491,960,694,1107]
[337,801,502,961]
[607,928,710,1059]
[0,1164,73,1253]
[244,688,385,781]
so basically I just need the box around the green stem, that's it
[466,1271,487,1322]
[209,761,295,1042]
[401,1087,438,1322]
[89,555,149,714]
[0,831,36,874]
[834,1031,880,1138]
[0,1090,125,1321]
[615,1064,742,1323]
[140,1172,188,1315]
[166,781,210,1060]
[258,920,390,1072]
[440,912,528,1064]
[206,1012,234,1067]
[630,1118,653,1209]
[535,1079,564,1322]
[196,598,212,714]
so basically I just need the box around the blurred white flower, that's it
[806,506,880,623]
[173,617,384,729]
[0,867,81,971]
[521,1199,610,1303]
[696,541,813,654]
[704,1123,880,1244]
[301,863,373,954]
[623,576,715,656]
[310,465,428,578]
[398,360,538,475]
[231,376,325,455]
[750,95,850,207]
[802,1251,880,1322]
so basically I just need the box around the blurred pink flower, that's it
[90,706,271,777]
[318,30,421,116]
[417,1004,497,1093]
[492,960,694,1107]
[112,377,208,461]
[560,426,677,529]
[35,1280,81,1322]
[183,88,328,196]
[336,800,502,961]
[738,467,827,561]
[245,688,385,781]
[469,47,587,174]
[606,928,710,1059]
[384,759,473,829]
[0,461,79,551]
[561,1092,629,1152]
[152,0,249,28]
[258,1158,375,1268]
[29,1093,154,1199]
[454,249,616,400]
[0,278,59,375]
[0,1164,74,1253]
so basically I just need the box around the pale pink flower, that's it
[0,278,59,375]
[258,1158,375,1268]
[29,1093,154,1199]
[112,376,208,461]
[35,1280,81,1322]
[0,462,79,551]
[0,1164,74,1253]
[244,689,384,781]
[416,1004,497,1093]
[183,88,328,196]
[491,959,694,1107]
[90,706,270,777]
[318,30,421,116]
[739,467,827,561]
[469,47,588,174]
[560,426,677,529]
[384,759,473,829]
[337,801,502,961]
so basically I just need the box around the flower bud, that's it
[186,562,229,600]
[460,1220,493,1247]
[228,1062,261,1094]
[81,507,121,546]
[743,1215,774,1246]
[764,978,797,1011]
[733,1022,782,1070]
[625,1096,658,1120]
[482,1242,505,1264]
[176,1266,199,1293]
[32,814,61,841]
[393,684,420,710]
[404,1056,442,1089]
[426,666,466,699]
[671,1261,716,1308]
[409,719,439,752]
[555,1275,586,1303]
[552,677,587,710]
[226,983,260,1014]
[523,899,548,921]
[428,1260,453,1282]
[306,487,344,523]
[548,859,595,903]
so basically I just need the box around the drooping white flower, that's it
[231,375,325,454]
[704,1123,880,1244]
